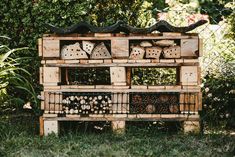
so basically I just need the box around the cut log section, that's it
[90,42,111,59]
[145,46,162,59]
[153,40,175,46]
[163,46,181,58]
[129,46,145,59]
[61,42,88,59]
[82,41,95,55]
[140,41,152,47]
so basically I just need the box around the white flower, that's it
[205,87,209,93]
[213,97,220,101]
[208,93,212,98]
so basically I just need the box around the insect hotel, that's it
[39,20,206,135]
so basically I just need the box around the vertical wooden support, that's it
[110,67,126,85]
[44,92,62,113]
[199,39,203,57]
[181,39,198,57]
[180,66,198,85]
[183,121,200,133]
[38,38,43,57]
[43,67,61,85]
[39,116,44,136]
[111,121,125,134]
[44,120,59,136]
[126,67,132,86]
[111,39,129,58]
[42,37,60,58]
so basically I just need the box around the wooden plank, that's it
[64,60,80,64]
[44,120,59,136]
[110,67,126,85]
[126,67,131,86]
[38,38,43,57]
[151,59,160,63]
[112,59,128,63]
[39,116,44,136]
[43,67,60,84]
[181,39,198,57]
[163,32,182,36]
[88,60,104,64]
[165,85,181,90]
[103,59,112,63]
[111,39,129,58]
[131,85,148,89]
[199,38,203,57]
[44,114,200,121]
[198,92,202,111]
[39,67,43,84]
[42,38,60,58]
[148,86,165,90]
[180,66,198,85]
[135,59,151,63]
[175,59,184,63]
[160,59,175,63]
[183,59,199,63]
[94,33,112,37]
[198,66,201,85]
[80,59,88,64]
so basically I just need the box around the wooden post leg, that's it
[111,121,125,134]
[39,116,44,136]
[44,120,59,136]
[183,121,200,134]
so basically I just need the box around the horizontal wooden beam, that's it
[43,114,200,121]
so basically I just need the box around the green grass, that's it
[0,120,235,157]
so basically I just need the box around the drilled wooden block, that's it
[163,45,181,58]
[110,67,126,85]
[43,67,60,84]
[111,39,129,58]
[146,47,162,59]
[129,46,145,59]
[43,38,60,58]
[91,42,111,59]
[181,39,198,57]
[61,42,88,59]
[82,41,95,55]
[180,66,198,85]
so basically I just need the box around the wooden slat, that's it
[39,116,44,136]
[199,38,203,57]
[38,38,43,57]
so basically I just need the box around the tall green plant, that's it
[0,40,38,114]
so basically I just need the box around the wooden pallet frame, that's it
[39,33,203,135]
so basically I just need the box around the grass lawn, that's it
[0,119,235,157]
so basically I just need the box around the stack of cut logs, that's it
[129,40,180,59]
[61,41,111,60]
[62,95,113,115]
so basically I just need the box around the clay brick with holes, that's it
[61,42,88,59]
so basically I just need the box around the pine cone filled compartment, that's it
[129,92,180,114]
